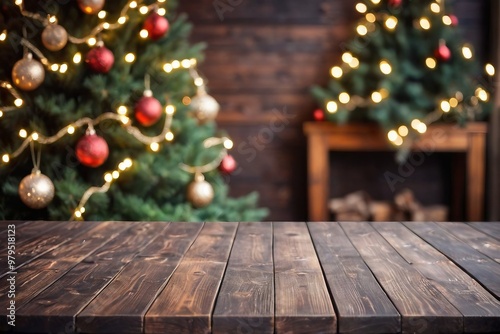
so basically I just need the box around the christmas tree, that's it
[312,0,493,156]
[0,0,268,221]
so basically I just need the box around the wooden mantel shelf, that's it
[304,122,488,221]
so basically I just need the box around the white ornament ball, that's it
[187,174,214,208]
[18,170,55,209]
[191,93,220,123]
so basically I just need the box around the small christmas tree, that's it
[0,0,268,221]
[312,0,493,156]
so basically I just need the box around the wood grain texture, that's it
[308,222,400,333]
[78,222,203,334]
[404,221,500,299]
[274,222,336,334]
[469,222,500,240]
[213,222,274,334]
[15,222,166,333]
[145,223,238,334]
[374,221,500,333]
[341,222,463,333]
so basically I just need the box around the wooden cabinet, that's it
[304,122,487,221]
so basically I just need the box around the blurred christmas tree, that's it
[0,0,268,221]
[312,0,493,156]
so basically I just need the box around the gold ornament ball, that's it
[12,55,45,91]
[187,175,214,208]
[191,93,220,123]
[78,0,105,14]
[19,171,55,209]
[42,24,68,51]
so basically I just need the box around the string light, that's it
[371,0,381,4]
[355,3,367,13]
[87,37,97,46]
[165,105,176,115]
[59,64,68,73]
[449,98,458,108]
[165,131,174,141]
[342,52,353,64]
[181,59,192,68]
[440,100,451,112]
[430,3,441,13]
[331,66,343,78]
[485,64,495,76]
[130,1,138,8]
[194,78,204,87]
[140,29,149,38]
[366,13,376,23]
[157,8,166,16]
[426,57,437,69]
[124,53,136,63]
[339,92,350,104]
[73,52,82,64]
[411,119,422,130]
[379,60,392,75]
[398,126,409,137]
[0,30,6,41]
[2,154,9,163]
[371,91,383,103]
[67,126,75,134]
[139,6,149,14]
[326,101,338,113]
[118,16,127,25]
[224,139,234,150]
[117,106,128,115]
[462,45,473,59]
[416,123,427,134]
[97,10,107,19]
[14,99,23,107]
[388,130,398,142]
[476,88,489,102]
[442,15,452,25]
[419,18,431,30]
[349,57,360,69]
[357,25,368,36]
[19,129,27,138]
[385,16,398,30]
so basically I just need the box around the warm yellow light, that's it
[371,91,383,103]
[14,99,23,107]
[171,60,180,69]
[379,88,389,99]
[371,0,381,4]
[140,29,149,38]
[331,66,343,78]
[190,58,197,66]
[462,46,473,59]
[19,129,27,138]
[0,111,3,117]
[59,64,68,73]
[449,98,458,108]
[327,101,338,113]
[165,105,176,115]
[73,52,82,64]
[129,1,137,8]
[2,154,9,163]
[440,100,451,112]
[420,18,431,30]
[342,52,353,64]
[123,158,133,168]
[125,53,135,63]
[194,78,204,87]
[74,211,82,218]
[417,123,427,134]
[102,22,110,30]
[51,64,59,71]
[104,173,113,182]
[486,64,495,76]
[366,13,376,23]
[139,6,149,14]
[426,57,437,69]
[0,31,6,41]
[15,0,22,5]
[165,132,174,141]
[117,106,128,115]
[224,139,234,150]
[118,162,126,171]
[118,16,127,24]
[157,8,166,16]
[97,10,107,19]
[477,88,489,102]
[357,25,368,36]
[388,130,398,142]
[67,126,75,134]
[150,142,160,152]
[349,57,360,69]
[430,3,440,13]
[80,207,86,213]
[32,132,39,141]
[394,137,404,146]
[442,15,452,25]
[183,96,192,105]
[379,60,392,74]
[411,119,421,129]
[121,116,130,124]
[112,171,120,179]
[398,126,409,137]
[48,16,57,24]
[87,37,97,46]
[339,92,350,104]
[163,63,173,73]
[385,16,398,30]
[355,3,367,13]
[181,59,192,68]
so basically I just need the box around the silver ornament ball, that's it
[191,93,220,123]
[19,171,55,209]
[42,24,68,51]
[12,54,45,91]
[187,174,214,208]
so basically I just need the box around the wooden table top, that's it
[0,221,499,334]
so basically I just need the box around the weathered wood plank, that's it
[374,221,500,333]
[274,222,336,334]
[15,222,167,333]
[405,221,500,299]
[78,222,204,334]
[0,221,133,332]
[308,222,400,333]
[0,221,96,277]
[213,222,274,334]
[0,220,30,232]
[469,222,500,240]
[144,222,238,334]
[341,222,463,333]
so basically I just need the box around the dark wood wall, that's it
[178,0,490,221]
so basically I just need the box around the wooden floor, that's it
[0,221,499,333]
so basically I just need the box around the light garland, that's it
[0,82,24,116]
[179,137,234,175]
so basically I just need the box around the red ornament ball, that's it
[388,0,402,7]
[449,14,459,26]
[86,45,114,73]
[313,109,325,121]
[143,12,169,40]
[76,134,109,168]
[435,43,451,62]
[219,155,237,174]
[135,95,163,126]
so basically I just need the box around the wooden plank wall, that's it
[178,0,489,221]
